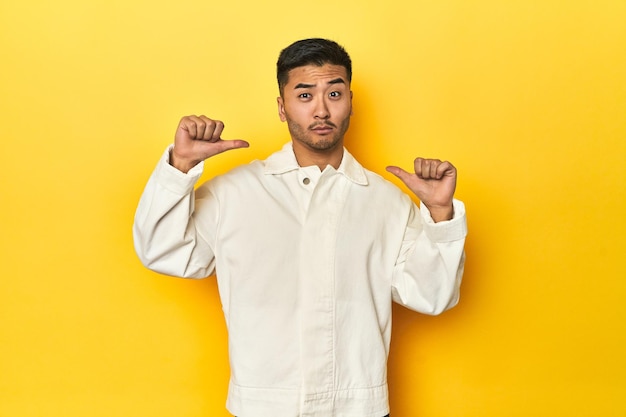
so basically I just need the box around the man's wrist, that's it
[426,204,454,223]
[169,149,200,174]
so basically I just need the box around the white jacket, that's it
[133,143,467,417]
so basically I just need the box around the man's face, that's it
[277,64,352,153]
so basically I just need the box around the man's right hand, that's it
[170,115,249,173]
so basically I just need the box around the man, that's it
[133,38,466,417]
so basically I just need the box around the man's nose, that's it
[314,98,330,119]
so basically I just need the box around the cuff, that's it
[154,145,205,195]
[420,199,468,243]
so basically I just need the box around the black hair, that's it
[276,38,352,95]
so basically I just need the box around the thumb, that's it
[386,165,413,185]
[208,139,250,158]
[223,139,250,151]
[218,139,250,152]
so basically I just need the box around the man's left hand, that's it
[386,158,457,222]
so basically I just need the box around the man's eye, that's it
[329,91,341,98]
[299,93,311,99]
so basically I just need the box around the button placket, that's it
[298,172,350,407]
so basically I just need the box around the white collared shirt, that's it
[133,143,467,417]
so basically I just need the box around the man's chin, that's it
[307,138,342,152]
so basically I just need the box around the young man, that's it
[133,38,467,417]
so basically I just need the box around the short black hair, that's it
[276,38,352,95]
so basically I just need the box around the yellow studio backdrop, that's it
[1,0,625,415]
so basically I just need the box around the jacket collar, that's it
[264,142,368,186]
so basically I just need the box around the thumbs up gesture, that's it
[386,158,457,222]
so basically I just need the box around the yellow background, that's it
[1,0,625,415]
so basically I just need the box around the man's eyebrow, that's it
[328,78,346,85]
[293,78,346,89]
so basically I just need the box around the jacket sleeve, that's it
[132,146,217,278]
[391,198,467,315]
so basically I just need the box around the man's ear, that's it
[277,97,287,122]
[350,90,354,115]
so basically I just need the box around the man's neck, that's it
[291,140,344,170]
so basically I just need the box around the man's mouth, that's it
[310,123,336,134]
